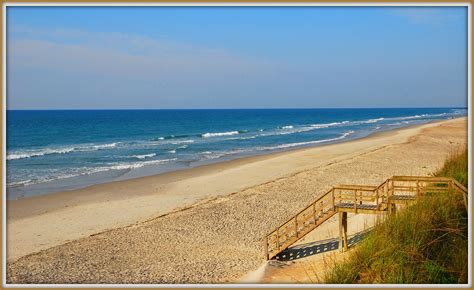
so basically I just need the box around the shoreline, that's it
[8,117,450,203]
[7,118,447,219]
[7,117,461,200]
[6,117,467,262]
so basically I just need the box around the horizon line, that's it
[5,106,468,111]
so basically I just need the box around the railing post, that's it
[462,186,468,211]
[338,211,348,252]
[389,179,393,198]
[375,187,379,210]
[276,229,280,251]
[332,188,335,211]
[320,201,323,219]
[313,202,316,224]
[294,217,298,238]
[338,212,343,252]
[354,189,357,213]
[416,180,420,199]
[264,237,269,260]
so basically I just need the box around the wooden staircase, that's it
[264,176,468,260]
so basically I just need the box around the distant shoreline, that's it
[6,115,461,200]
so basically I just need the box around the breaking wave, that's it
[201,130,248,138]
[131,153,157,160]
[7,158,177,187]
[257,131,355,150]
[7,142,119,161]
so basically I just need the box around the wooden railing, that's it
[333,185,385,213]
[264,176,468,260]
[265,188,337,260]
[264,184,389,260]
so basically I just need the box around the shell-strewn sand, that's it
[6,118,467,284]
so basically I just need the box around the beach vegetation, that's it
[324,147,468,284]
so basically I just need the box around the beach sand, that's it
[6,117,467,283]
[241,213,379,283]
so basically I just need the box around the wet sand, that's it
[6,117,467,283]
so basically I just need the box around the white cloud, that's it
[8,25,277,80]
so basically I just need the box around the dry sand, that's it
[6,117,467,284]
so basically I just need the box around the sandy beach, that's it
[6,117,467,284]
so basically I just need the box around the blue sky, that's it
[7,6,468,109]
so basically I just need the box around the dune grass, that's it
[436,148,468,188]
[324,148,468,284]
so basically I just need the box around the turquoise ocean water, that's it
[6,108,467,199]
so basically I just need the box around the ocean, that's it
[6,108,467,199]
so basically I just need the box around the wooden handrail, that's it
[264,187,333,238]
[450,179,468,211]
[335,185,377,190]
[392,176,454,182]
[264,176,468,260]
[452,179,468,193]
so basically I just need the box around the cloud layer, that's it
[7,10,467,110]
[9,26,275,80]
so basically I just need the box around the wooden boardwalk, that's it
[264,176,468,260]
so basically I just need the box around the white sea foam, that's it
[279,128,314,135]
[224,135,257,141]
[7,142,120,161]
[201,131,240,138]
[106,158,177,170]
[201,149,250,160]
[140,139,195,147]
[387,113,449,122]
[7,158,177,187]
[389,114,425,120]
[171,140,194,145]
[265,121,351,137]
[132,153,156,160]
[309,121,350,128]
[201,152,225,160]
[350,118,385,125]
[258,131,355,150]
[167,144,188,154]
[91,142,118,150]
[365,118,385,123]
[7,179,34,187]
[7,148,75,160]
[195,117,397,143]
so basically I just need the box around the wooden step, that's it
[264,176,467,260]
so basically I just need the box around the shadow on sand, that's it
[273,228,373,261]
